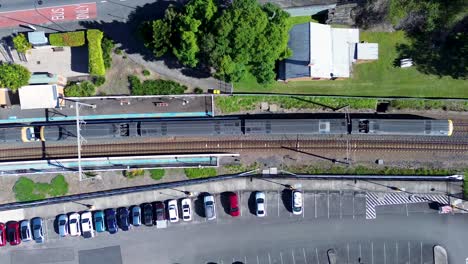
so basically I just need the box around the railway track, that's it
[452,121,468,136]
[1,138,467,161]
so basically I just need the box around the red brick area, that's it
[0,2,97,28]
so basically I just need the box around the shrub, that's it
[12,33,31,53]
[115,48,123,55]
[184,168,217,179]
[64,81,96,97]
[128,75,187,95]
[142,69,150,76]
[13,175,69,202]
[49,174,68,196]
[49,31,85,47]
[101,37,114,69]
[93,75,106,86]
[87,29,106,76]
[125,169,145,179]
[0,63,31,91]
[149,169,165,180]
[194,87,204,94]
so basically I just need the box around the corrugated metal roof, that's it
[280,23,310,80]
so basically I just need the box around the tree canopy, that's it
[143,0,290,84]
[0,63,31,91]
[12,33,31,53]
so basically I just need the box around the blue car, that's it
[93,211,106,233]
[105,209,118,234]
[118,207,130,231]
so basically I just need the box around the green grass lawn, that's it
[13,175,69,202]
[184,168,218,179]
[235,31,468,99]
[287,16,317,28]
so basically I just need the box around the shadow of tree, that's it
[78,0,212,79]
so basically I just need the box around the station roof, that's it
[19,84,60,109]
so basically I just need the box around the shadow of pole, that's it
[281,145,349,165]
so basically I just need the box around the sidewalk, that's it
[0,176,459,222]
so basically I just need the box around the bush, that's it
[49,31,85,47]
[194,87,204,94]
[49,174,68,196]
[115,48,123,55]
[184,168,217,179]
[93,75,106,86]
[0,63,31,91]
[13,175,69,202]
[129,75,187,95]
[125,169,145,179]
[101,37,114,69]
[64,81,96,97]
[142,69,150,76]
[12,33,31,53]
[87,29,106,76]
[149,169,165,180]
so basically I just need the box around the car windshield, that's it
[133,212,139,217]
[70,219,77,224]
[184,215,190,219]
[82,218,89,224]
[206,201,213,206]
[183,204,189,209]
[258,210,264,214]
[33,225,41,230]
[257,198,264,203]
[293,206,301,212]
[8,230,14,240]
[59,220,66,225]
[21,228,27,237]
[231,207,239,212]
[96,217,102,223]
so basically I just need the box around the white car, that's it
[69,213,81,236]
[255,192,266,217]
[80,211,94,238]
[20,220,32,242]
[292,191,303,215]
[204,195,216,220]
[181,198,192,221]
[168,200,179,223]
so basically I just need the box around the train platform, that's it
[0,95,214,124]
[0,154,238,175]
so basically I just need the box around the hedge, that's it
[128,75,187,95]
[49,31,85,47]
[87,29,106,76]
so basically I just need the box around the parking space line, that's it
[359,243,362,260]
[314,193,317,218]
[327,191,330,219]
[277,190,280,217]
[352,194,355,219]
[257,255,260,264]
[405,203,409,216]
[239,191,243,217]
[302,191,305,218]
[292,249,296,264]
[315,248,320,264]
[371,241,374,264]
[280,252,284,264]
[347,243,350,263]
[268,253,272,264]
[245,256,248,264]
[420,242,423,264]
[340,191,342,219]
[396,242,399,261]
[303,248,307,264]
[408,242,411,263]
[383,242,386,264]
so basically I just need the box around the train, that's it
[0,118,453,143]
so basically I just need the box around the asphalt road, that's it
[0,191,467,264]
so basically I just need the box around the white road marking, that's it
[100,0,107,2]
[352,194,355,219]
[371,241,374,264]
[420,242,423,264]
[280,251,284,264]
[292,249,296,264]
[257,255,260,264]
[315,248,320,264]
[359,243,362,260]
[396,242,399,261]
[239,191,242,217]
[245,256,247,264]
[383,242,386,264]
[327,191,330,219]
[268,253,272,264]
[303,248,308,264]
[347,243,350,263]
[277,190,280,217]
[408,242,411,263]
[314,193,317,218]
[339,192,342,219]
[405,203,409,216]
[302,191,305,218]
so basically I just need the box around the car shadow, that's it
[281,188,293,213]
[53,216,59,234]
[194,192,210,218]
[220,191,232,215]
[247,192,257,215]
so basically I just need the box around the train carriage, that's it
[351,119,453,136]
[244,119,348,135]
[139,119,242,137]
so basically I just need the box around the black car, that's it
[118,207,130,231]
[142,203,153,226]
[105,209,118,234]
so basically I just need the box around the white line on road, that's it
[280,252,284,264]
[245,256,247,264]
[347,243,350,263]
[396,242,399,261]
[257,255,259,264]
[100,0,107,2]
[371,241,374,264]
[292,249,296,264]
[277,190,280,217]
[408,241,411,264]
[314,193,317,218]
[303,248,308,264]
[352,194,355,219]
[315,248,320,264]
[420,242,423,264]
[239,191,242,217]
[405,203,409,216]
[268,253,272,264]
[327,191,330,219]
[383,242,386,264]
[302,191,305,218]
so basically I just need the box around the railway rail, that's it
[452,121,468,136]
[1,138,467,161]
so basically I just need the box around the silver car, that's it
[204,195,216,220]
[31,217,44,243]
[20,220,32,242]
[131,206,141,226]
[58,214,69,237]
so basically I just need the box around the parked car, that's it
[292,190,303,215]
[168,200,179,223]
[20,220,32,242]
[118,207,130,231]
[229,192,240,217]
[6,221,20,246]
[93,211,106,232]
[0,223,6,247]
[142,203,153,226]
[105,209,118,234]
[80,212,94,239]
[131,206,141,226]
[57,214,69,237]
[31,217,44,243]
[204,195,216,220]
[181,198,192,221]
[69,213,81,236]
[154,202,166,222]
[255,191,266,217]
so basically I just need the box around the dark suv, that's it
[105,209,118,234]
[118,207,130,231]
[142,203,153,226]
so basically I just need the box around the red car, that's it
[229,193,240,217]
[0,223,6,247]
[7,221,20,246]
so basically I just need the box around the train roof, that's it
[245,119,348,134]
[140,120,242,137]
[0,127,22,142]
[351,119,450,135]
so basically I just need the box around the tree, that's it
[0,63,31,91]
[12,33,32,53]
[173,31,199,67]
[64,81,96,97]
[151,20,172,57]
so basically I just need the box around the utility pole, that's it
[71,100,96,180]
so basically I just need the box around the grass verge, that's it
[184,168,218,179]
[464,171,468,199]
[289,165,461,176]
[13,175,69,202]
[234,31,468,99]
